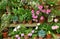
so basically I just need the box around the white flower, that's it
[35,26,38,30]
[13,28,17,31]
[16,25,21,29]
[21,33,24,37]
[37,23,40,26]
[54,18,58,23]
[31,30,35,33]
[15,35,19,38]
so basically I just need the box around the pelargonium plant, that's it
[31,5,51,22]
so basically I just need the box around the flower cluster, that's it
[31,5,51,22]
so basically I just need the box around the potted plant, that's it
[26,9,32,24]
[51,23,60,39]
[38,29,46,39]
[11,15,18,24]
[24,28,32,39]
[2,28,8,38]
[19,13,27,24]
[32,34,38,39]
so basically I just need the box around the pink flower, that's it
[46,9,51,14]
[41,9,46,13]
[31,10,34,14]
[36,10,40,15]
[32,30,35,33]
[38,5,43,10]
[35,19,38,22]
[40,16,45,20]
[28,33,32,36]
[32,13,35,16]
[32,15,38,19]
[54,18,58,23]
[15,35,19,38]
[17,37,20,39]
[45,6,49,8]
[21,33,24,37]
[32,19,36,21]
[52,25,59,30]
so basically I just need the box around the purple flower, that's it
[46,9,51,14]
[28,33,32,36]
[36,10,40,15]
[32,30,35,33]
[38,5,43,10]
[31,10,34,14]
[52,25,59,30]
[15,35,19,38]
[21,33,24,37]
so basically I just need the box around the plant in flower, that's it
[31,5,51,23]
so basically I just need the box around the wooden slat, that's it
[9,23,37,27]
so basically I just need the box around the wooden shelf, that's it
[9,23,37,27]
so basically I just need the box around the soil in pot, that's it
[2,32,8,38]
[28,20,32,24]
[39,37,43,39]
[46,34,52,39]
[23,20,26,24]
[56,34,60,39]
[13,21,17,25]
[24,35,29,39]
[33,36,37,39]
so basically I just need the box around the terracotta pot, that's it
[39,16,45,24]
[24,35,29,39]
[46,34,52,39]
[56,34,60,39]
[2,32,8,38]
[33,36,37,39]
[28,20,32,24]
[8,37,11,39]
[13,21,17,24]
[39,37,43,39]
[23,20,26,24]
[39,20,45,24]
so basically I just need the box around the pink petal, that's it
[36,10,40,15]
[31,10,34,14]
[32,16,38,19]
[38,5,43,10]
[40,16,45,20]
[41,9,46,13]
[46,9,51,14]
